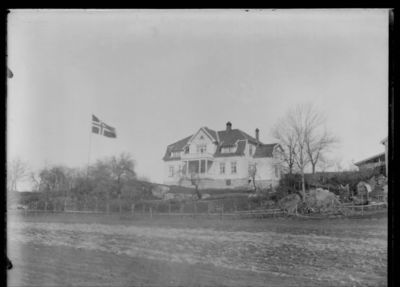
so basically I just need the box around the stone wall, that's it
[173,178,279,190]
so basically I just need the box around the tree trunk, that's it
[119,195,122,215]
[311,163,316,174]
[301,170,306,194]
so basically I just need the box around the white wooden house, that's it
[162,122,283,189]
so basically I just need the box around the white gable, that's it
[188,128,214,145]
[187,128,216,154]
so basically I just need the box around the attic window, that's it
[171,151,181,158]
[221,145,237,154]
[200,135,204,140]
[197,144,207,154]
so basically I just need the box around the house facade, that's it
[354,153,386,173]
[354,136,388,176]
[162,122,283,189]
[381,136,388,176]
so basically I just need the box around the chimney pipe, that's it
[226,121,232,131]
[255,128,259,145]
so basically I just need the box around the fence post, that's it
[45,201,48,212]
[131,204,135,216]
[194,201,197,217]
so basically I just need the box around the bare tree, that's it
[110,152,137,213]
[273,104,337,193]
[248,163,258,192]
[316,155,335,173]
[303,107,338,174]
[189,172,202,200]
[176,163,202,199]
[30,171,42,192]
[287,104,312,193]
[272,121,297,175]
[90,152,136,212]
[7,158,29,192]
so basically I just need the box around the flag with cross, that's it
[91,115,117,138]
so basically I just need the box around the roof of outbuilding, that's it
[354,152,385,166]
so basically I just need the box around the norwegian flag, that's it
[92,115,117,138]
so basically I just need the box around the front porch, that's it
[181,159,214,177]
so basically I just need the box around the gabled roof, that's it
[163,135,192,161]
[163,126,277,160]
[217,129,259,146]
[187,127,218,144]
[253,143,279,158]
[214,140,247,157]
[168,135,192,151]
[202,127,217,142]
[354,152,385,166]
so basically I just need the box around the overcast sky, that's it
[7,9,388,188]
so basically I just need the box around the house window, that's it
[226,179,231,186]
[168,166,174,177]
[249,145,253,156]
[178,165,183,176]
[221,145,236,154]
[231,162,237,174]
[184,146,189,154]
[197,144,207,153]
[171,151,180,158]
[200,160,206,173]
[220,163,225,174]
[182,162,187,175]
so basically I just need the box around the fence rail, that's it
[13,201,387,219]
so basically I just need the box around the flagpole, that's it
[87,115,93,179]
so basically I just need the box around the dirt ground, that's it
[7,212,387,287]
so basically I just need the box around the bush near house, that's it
[275,168,385,202]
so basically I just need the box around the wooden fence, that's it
[17,200,387,219]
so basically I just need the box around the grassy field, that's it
[7,212,387,287]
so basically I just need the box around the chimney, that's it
[226,121,232,131]
[255,128,260,145]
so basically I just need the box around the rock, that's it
[304,188,341,213]
[151,185,170,198]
